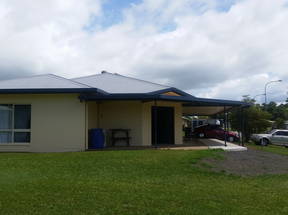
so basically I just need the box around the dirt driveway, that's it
[199,148,288,176]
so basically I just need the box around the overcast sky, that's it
[0,0,287,103]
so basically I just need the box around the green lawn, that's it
[0,150,288,215]
[247,142,288,156]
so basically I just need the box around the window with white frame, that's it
[0,104,31,144]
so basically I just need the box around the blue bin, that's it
[89,128,105,149]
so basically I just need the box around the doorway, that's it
[152,106,175,145]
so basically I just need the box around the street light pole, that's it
[264,80,282,105]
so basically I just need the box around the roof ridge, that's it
[73,71,171,88]
[0,73,93,88]
[72,72,104,80]
[47,74,93,88]
[0,73,53,82]
[113,73,171,88]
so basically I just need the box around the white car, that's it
[251,129,288,147]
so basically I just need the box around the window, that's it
[274,131,288,136]
[275,131,288,136]
[0,105,31,144]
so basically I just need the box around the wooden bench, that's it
[110,129,131,147]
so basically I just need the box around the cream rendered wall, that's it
[88,102,99,129]
[88,101,183,146]
[88,101,143,146]
[0,94,86,152]
[0,95,182,152]
[142,101,183,146]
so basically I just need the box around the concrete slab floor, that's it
[199,138,247,152]
[88,138,246,151]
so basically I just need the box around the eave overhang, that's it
[79,92,249,107]
[0,86,250,116]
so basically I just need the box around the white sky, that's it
[0,0,287,103]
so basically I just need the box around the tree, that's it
[230,96,272,142]
[263,101,288,128]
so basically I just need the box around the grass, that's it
[247,142,288,156]
[0,150,288,215]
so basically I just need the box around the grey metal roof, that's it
[0,72,248,112]
[0,74,91,89]
[73,72,169,93]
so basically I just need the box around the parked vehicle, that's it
[193,124,239,142]
[251,129,288,147]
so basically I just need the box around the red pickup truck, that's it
[194,124,239,142]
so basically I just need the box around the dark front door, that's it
[152,106,174,145]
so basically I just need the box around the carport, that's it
[181,97,249,147]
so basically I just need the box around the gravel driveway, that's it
[199,148,288,176]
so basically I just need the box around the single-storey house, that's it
[0,71,247,152]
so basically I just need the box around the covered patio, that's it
[82,91,249,150]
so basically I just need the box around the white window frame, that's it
[0,104,31,144]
